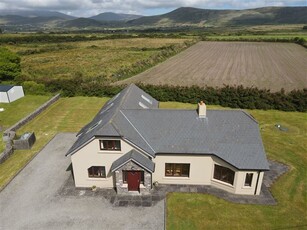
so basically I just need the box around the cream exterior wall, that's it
[71,138,264,195]
[152,155,213,185]
[152,154,262,195]
[71,138,138,188]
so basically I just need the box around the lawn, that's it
[0,97,306,230]
[167,107,307,229]
[0,96,108,189]
[0,95,51,152]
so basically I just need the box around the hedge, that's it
[25,77,306,112]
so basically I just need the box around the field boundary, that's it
[0,94,60,164]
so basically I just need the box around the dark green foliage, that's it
[22,81,47,95]
[0,47,21,81]
[0,33,184,45]
[29,77,307,112]
[137,84,306,112]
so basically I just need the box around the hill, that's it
[127,6,307,26]
[0,10,75,20]
[90,12,142,21]
[59,18,104,28]
[0,15,65,25]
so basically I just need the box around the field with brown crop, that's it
[117,41,307,92]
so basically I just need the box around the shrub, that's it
[0,47,21,81]
[22,81,47,95]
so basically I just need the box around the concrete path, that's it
[0,133,164,230]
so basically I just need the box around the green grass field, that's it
[0,96,306,229]
[4,38,191,81]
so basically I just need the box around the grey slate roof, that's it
[121,109,269,170]
[66,84,158,156]
[0,85,14,92]
[110,149,155,173]
[66,84,269,171]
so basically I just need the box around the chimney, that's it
[198,101,206,118]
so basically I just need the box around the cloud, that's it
[0,0,305,17]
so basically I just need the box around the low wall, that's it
[1,94,60,164]
[0,146,13,164]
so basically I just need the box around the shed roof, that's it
[0,85,14,92]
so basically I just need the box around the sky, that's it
[0,0,306,17]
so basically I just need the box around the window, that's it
[213,164,235,185]
[100,140,121,151]
[100,103,113,114]
[88,166,106,178]
[165,163,190,177]
[244,173,253,186]
[86,120,102,133]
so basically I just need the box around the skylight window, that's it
[139,102,148,109]
[100,103,113,114]
[141,95,152,105]
[107,93,120,105]
[86,120,102,133]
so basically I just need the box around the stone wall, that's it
[0,146,13,164]
[0,94,60,164]
[115,161,152,195]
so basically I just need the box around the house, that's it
[66,84,269,195]
[0,85,24,103]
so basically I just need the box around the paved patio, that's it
[60,160,288,207]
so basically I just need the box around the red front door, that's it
[127,171,141,191]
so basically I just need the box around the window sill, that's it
[242,185,253,189]
[163,176,190,180]
[211,178,234,188]
[98,150,122,154]
[87,178,107,181]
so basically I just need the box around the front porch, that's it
[110,149,155,195]
[114,161,152,195]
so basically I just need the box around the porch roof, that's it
[110,149,155,173]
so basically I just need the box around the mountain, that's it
[127,6,307,26]
[0,15,65,25]
[0,10,75,20]
[90,12,142,21]
[59,18,103,28]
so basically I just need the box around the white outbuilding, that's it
[0,85,24,103]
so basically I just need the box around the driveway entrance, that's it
[0,133,164,230]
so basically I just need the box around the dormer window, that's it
[100,140,121,151]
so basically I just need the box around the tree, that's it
[0,47,21,81]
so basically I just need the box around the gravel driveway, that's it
[0,133,164,230]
